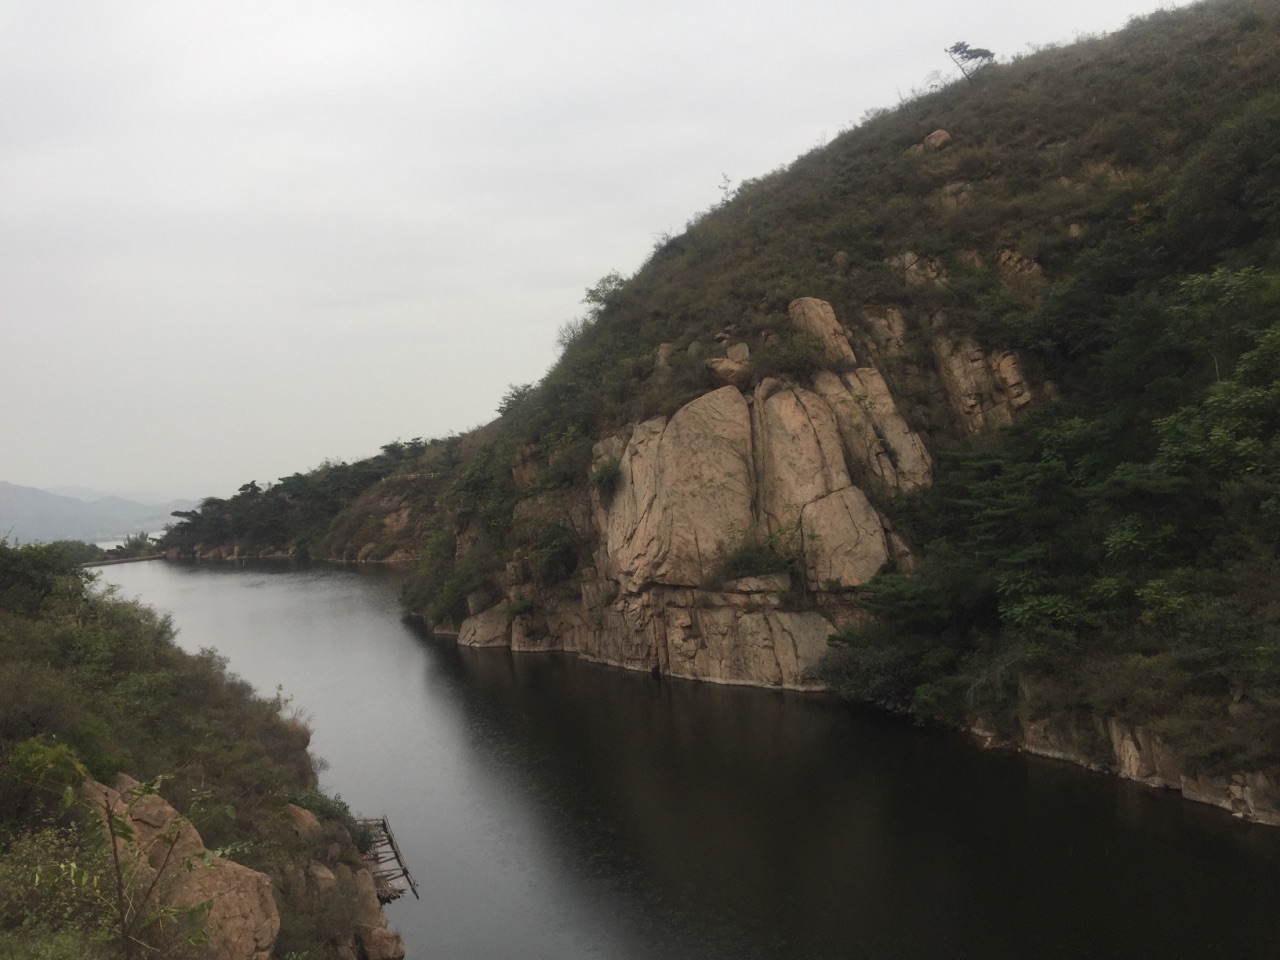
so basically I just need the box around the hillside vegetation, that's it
[0,541,378,958]
[163,0,1280,783]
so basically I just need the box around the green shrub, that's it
[710,534,797,585]
[508,596,537,616]
[750,332,828,383]
[588,459,622,506]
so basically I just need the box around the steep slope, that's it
[163,0,1280,821]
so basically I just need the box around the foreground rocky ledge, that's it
[87,775,407,960]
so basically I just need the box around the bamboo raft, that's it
[357,816,420,903]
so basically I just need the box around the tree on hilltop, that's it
[947,42,995,81]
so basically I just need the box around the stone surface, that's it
[600,387,755,591]
[922,129,952,151]
[85,777,280,960]
[886,251,947,288]
[721,573,792,593]
[862,307,909,356]
[931,334,1034,433]
[845,368,933,490]
[458,605,513,647]
[940,181,971,208]
[752,383,850,536]
[800,486,891,589]
[285,803,323,842]
[655,342,675,374]
[787,297,857,365]
[307,861,337,894]
[361,926,408,960]
[573,585,835,689]
[705,356,752,389]
[813,369,932,492]
[726,341,750,362]
[996,248,1043,282]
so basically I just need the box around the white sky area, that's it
[2,0,1190,502]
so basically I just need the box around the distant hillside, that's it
[163,0,1280,820]
[0,482,196,543]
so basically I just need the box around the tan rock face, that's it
[705,356,753,389]
[488,299,931,689]
[847,368,933,489]
[285,803,323,843]
[576,586,835,689]
[932,334,1034,432]
[862,307,909,356]
[787,297,857,365]
[801,486,891,589]
[85,777,280,960]
[458,605,512,647]
[812,369,932,493]
[753,383,850,536]
[996,248,1043,282]
[922,129,952,151]
[940,181,971,208]
[886,251,947,288]
[601,387,755,591]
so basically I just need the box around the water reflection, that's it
[101,562,1280,959]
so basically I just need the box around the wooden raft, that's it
[357,816,420,903]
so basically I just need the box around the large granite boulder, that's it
[601,386,755,591]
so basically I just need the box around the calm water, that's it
[99,561,1280,959]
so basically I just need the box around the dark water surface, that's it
[99,561,1280,959]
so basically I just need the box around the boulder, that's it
[726,342,750,363]
[458,605,512,647]
[752,383,851,536]
[285,803,323,843]
[706,357,752,389]
[940,181,971,208]
[862,307,909,356]
[600,387,755,591]
[996,248,1043,281]
[787,298,857,365]
[800,487,891,589]
[84,777,280,960]
[922,129,952,151]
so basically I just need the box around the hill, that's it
[162,0,1280,821]
[0,481,196,543]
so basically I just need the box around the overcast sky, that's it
[1,0,1189,502]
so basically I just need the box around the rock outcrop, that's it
[85,775,280,960]
[600,387,755,592]
[931,333,1034,432]
[450,299,1037,694]
[1007,699,1280,826]
[456,300,949,687]
[787,297,857,365]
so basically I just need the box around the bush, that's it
[710,534,797,584]
[750,332,828,383]
[588,459,622,506]
[283,788,372,852]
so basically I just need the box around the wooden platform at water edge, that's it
[357,816,419,904]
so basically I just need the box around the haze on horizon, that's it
[1,0,1190,503]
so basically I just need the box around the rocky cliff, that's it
[453,297,943,689]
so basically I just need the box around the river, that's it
[98,560,1280,959]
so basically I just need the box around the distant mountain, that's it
[0,481,197,543]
